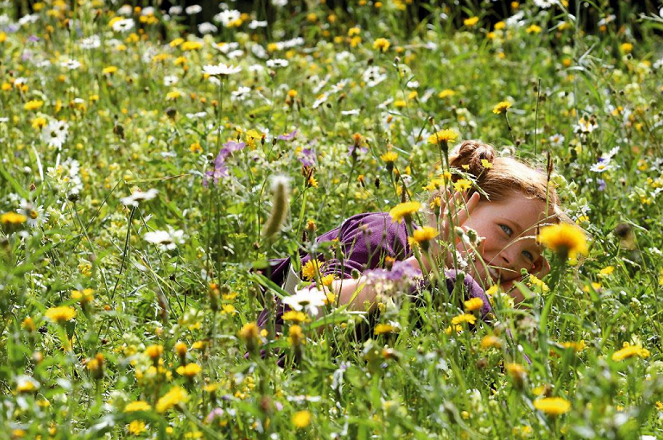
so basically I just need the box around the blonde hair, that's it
[437,140,570,225]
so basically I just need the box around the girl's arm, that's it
[329,255,424,312]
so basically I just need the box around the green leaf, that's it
[248,272,289,299]
[0,165,29,199]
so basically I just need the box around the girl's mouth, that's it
[487,267,500,282]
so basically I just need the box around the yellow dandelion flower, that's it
[45,306,76,324]
[389,201,421,224]
[174,341,187,357]
[612,342,650,362]
[292,410,311,428]
[620,42,633,53]
[533,397,571,416]
[180,41,203,51]
[156,386,188,413]
[102,66,118,75]
[453,179,472,192]
[31,117,48,130]
[410,226,438,245]
[373,38,390,52]
[506,363,527,388]
[166,90,182,100]
[301,259,323,280]
[560,340,585,352]
[288,324,304,346]
[537,223,588,260]
[493,101,512,114]
[282,310,310,323]
[464,16,480,27]
[1,212,28,225]
[480,335,502,349]
[380,151,398,163]
[527,274,549,292]
[124,401,152,412]
[71,288,94,304]
[145,344,163,360]
[451,313,477,326]
[239,322,260,346]
[24,100,44,111]
[176,363,202,377]
[464,297,484,312]
[221,304,236,314]
[445,324,463,335]
[598,266,614,277]
[127,421,147,435]
[427,129,459,145]
[374,323,397,335]
[438,89,455,99]
[526,24,542,34]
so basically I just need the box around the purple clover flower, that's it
[363,260,422,298]
[220,140,246,157]
[298,148,316,167]
[277,129,297,141]
[364,260,422,282]
[348,144,368,158]
[206,408,225,423]
[203,141,247,186]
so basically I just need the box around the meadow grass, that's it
[1,0,663,438]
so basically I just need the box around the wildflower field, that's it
[2,0,663,438]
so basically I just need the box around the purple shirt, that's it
[257,212,492,333]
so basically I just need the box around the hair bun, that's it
[449,140,496,178]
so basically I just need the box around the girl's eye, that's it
[500,224,513,237]
[522,250,534,262]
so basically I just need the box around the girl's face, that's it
[458,191,550,299]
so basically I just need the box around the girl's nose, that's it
[500,250,512,267]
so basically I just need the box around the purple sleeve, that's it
[301,211,412,278]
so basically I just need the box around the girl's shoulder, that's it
[334,211,414,260]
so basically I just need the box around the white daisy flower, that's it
[226,50,244,59]
[590,160,615,173]
[214,9,241,26]
[117,5,133,16]
[185,5,202,15]
[231,86,251,101]
[248,20,268,29]
[61,59,81,70]
[283,286,327,316]
[164,75,179,86]
[120,188,159,207]
[198,22,218,34]
[111,18,135,32]
[41,120,69,149]
[266,59,289,68]
[144,227,185,250]
[79,35,101,49]
[549,134,565,147]
[202,63,242,76]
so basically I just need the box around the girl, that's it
[257,140,569,332]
